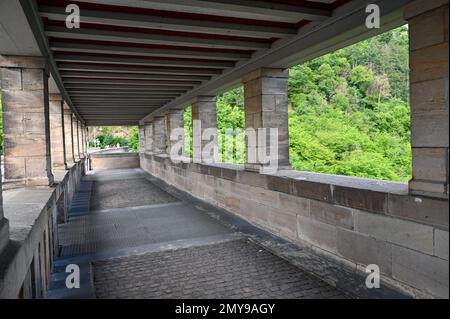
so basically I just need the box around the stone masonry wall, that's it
[141,154,449,298]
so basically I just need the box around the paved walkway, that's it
[47,169,406,299]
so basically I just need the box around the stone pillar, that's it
[0,55,54,187]
[192,96,217,163]
[77,121,83,159]
[72,115,79,160]
[0,168,10,254]
[49,94,65,168]
[144,122,153,154]
[405,0,449,199]
[139,125,146,154]
[242,68,290,172]
[152,116,167,155]
[63,103,74,165]
[166,109,185,157]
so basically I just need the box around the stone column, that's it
[405,0,449,199]
[0,168,10,254]
[77,121,83,159]
[144,122,153,154]
[0,55,54,187]
[166,109,185,157]
[192,96,217,163]
[63,103,74,166]
[139,125,146,154]
[49,94,65,168]
[152,116,167,155]
[72,115,79,160]
[242,68,290,172]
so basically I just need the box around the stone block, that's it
[25,157,47,179]
[410,44,449,83]
[2,112,24,135]
[333,186,387,214]
[297,216,337,253]
[238,170,268,188]
[412,148,448,182]
[408,4,447,50]
[354,211,434,255]
[22,68,44,90]
[291,180,332,202]
[388,194,449,227]
[310,200,354,230]
[411,111,449,149]
[266,175,291,193]
[409,180,447,197]
[268,210,297,239]
[0,68,22,89]
[1,91,44,112]
[410,78,448,111]
[392,245,449,298]
[3,137,46,157]
[337,228,392,275]
[3,157,26,180]
[435,229,449,260]
[278,192,310,216]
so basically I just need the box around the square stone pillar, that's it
[242,68,290,172]
[405,0,449,199]
[0,55,54,187]
[144,122,153,154]
[72,114,79,160]
[152,116,167,155]
[192,96,217,163]
[77,121,83,159]
[139,125,146,154]
[166,109,185,157]
[0,168,10,254]
[49,94,65,168]
[63,103,74,165]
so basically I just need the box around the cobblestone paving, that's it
[93,239,349,299]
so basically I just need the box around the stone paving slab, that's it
[90,177,179,211]
[92,239,349,299]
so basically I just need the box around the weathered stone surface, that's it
[408,4,447,50]
[434,229,449,260]
[63,107,74,163]
[333,186,386,214]
[278,192,310,217]
[337,228,392,275]
[392,245,449,298]
[354,211,434,255]
[292,180,332,202]
[410,45,449,83]
[297,216,337,253]
[152,117,167,154]
[268,210,297,239]
[412,148,448,182]
[388,194,449,227]
[192,96,217,162]
[310,200,354,230]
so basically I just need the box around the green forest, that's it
[186,26,411,182]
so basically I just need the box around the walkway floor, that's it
[47,169,407,299]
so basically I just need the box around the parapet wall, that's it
[90,152,140,171]
[141,154,449,298]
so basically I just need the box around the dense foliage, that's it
[210,26,411,182]
[89,126,139,152]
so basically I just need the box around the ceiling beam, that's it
[73,0,331,23]
[67,90,188,94]
[53,54,236,69]
[57,63,222,76]
[45,25,270,51]
[50,42,249,61]
[60,71,211,81]
[39,5,297,38]
[63,79,201,86]
[65,85,191,91]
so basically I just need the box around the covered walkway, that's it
[47,168,403,299]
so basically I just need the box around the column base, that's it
[0,218,10,254]
[409,180,449,200]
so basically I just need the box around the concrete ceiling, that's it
[6,0,409,125]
